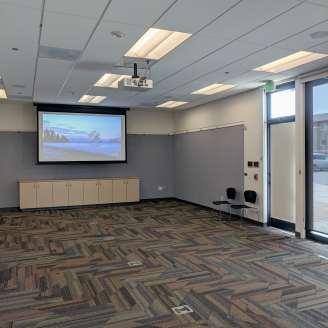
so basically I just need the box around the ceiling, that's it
[0,0,328,110]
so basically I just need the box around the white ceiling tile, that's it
[154,0,241,33]
[45,0,109,19]
[189,0,301,43]
[243,2,328,47]
[41,12,98,49]
[307,0,328,7]
[61,69,106,98]
[104,0,175,27]
[0,0,42,9]
[0,4,40,49]
[35,59,73,101]
[147,0,302,85]
[81,21,146,64]
[138,41,265,99]
[275,21,328,51]
[0,3,41,99]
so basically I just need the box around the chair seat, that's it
[213,200,230,205]
[230,204,250,210]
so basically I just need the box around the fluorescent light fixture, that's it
[254,51,328,73]
[156,100,188,108]
[125,28,192,60]
[192,83,235,95]
[0,89,7,99]
[78,95,106,103]
[95,73,129,88]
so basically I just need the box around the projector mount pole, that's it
[132,63,139,79]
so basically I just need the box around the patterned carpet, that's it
[1,200,328,327]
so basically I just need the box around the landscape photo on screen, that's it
[39,112,125,162]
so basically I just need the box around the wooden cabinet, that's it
[83,180,99,205]
[36,182,53,208]
[19,177,139,209]
[126,179,140,202]
[53,181,68,207]
[68,181,84,206]
[19,182,37,209]
[99,180,113,204]
[113,179,126,203]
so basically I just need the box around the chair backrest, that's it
[244,190,257,204]
[226,188,236,200]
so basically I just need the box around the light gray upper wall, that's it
[0,101,175,135]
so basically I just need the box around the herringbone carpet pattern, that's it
[1,200,328,327]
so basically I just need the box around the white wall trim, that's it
[295,79,306,238]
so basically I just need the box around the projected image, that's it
[39,112,126,162]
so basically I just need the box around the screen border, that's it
[36,104,128,165]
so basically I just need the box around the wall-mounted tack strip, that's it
[173,121,246,135]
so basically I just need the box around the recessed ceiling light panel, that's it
[254,51,328,73]
[94,73,129,88]
[0,89,7,99]
[192,83,235,95]
[156,100,188,108]
[125,28,191,60]
[78,95,106,104]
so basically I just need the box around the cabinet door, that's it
[126,179,140,202]
[99,180,113,204]
[19,182,37,209]
[68,181,84,206]
[113,179,126,203]
[83,180,99,205]
[36,182,53,208]
[53,181,69,207]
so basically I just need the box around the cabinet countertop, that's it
[19,177,139,183]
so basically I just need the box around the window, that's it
[269,88,295,120]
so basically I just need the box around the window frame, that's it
[267,81,296,124]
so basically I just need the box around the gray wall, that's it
[0,126,244,209]
[173,126,244,209]
[0,133,174,207]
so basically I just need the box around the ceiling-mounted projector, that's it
[118,63,153,91]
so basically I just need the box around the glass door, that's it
[306,78,328,241]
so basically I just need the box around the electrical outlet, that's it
[158,186,164,191]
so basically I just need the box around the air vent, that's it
[39,46,81,61]
[11,95,32,101]
[12,84,26,89]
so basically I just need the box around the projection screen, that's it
[38,111,126,163]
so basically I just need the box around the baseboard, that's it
[9,198,176,212]
[140,197,176,203]
[269,217,295,232]
[174,197,264,226]
[0,198,261,228]
[0,206,19,212]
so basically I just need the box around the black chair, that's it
[213,187,236,218]
[230,190,257,222]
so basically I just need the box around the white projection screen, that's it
[38,111,126,163]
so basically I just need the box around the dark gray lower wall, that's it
[0,133,174,207]
[173,126,244,209]
[0,127,244,209]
